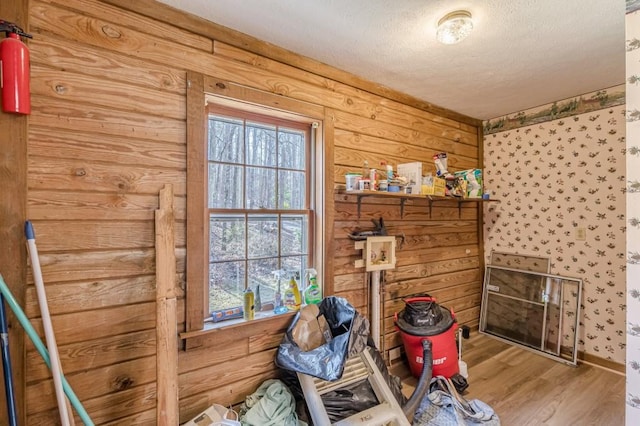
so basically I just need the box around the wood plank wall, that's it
[15,0,483,423]
[0,2,29,424]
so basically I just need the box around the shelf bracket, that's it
[400,198,406,218]
[458,200,463,218]
[357,195,363,219]
[428,198,433,218]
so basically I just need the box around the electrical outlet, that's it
[576,227,586,241]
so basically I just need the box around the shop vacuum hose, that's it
[402,339,433,421]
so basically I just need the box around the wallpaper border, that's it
[484,84,626,135]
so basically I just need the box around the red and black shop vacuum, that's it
[395,296,467,390]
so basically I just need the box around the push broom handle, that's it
[0,274,94,425]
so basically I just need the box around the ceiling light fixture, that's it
[436,10,473,45]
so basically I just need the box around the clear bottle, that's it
[273,269,288,314]
[255,284,262,311]
[363,160,370,179]
[386,163,394,183]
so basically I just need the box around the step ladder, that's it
[297,346,410,426]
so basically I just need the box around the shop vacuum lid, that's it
[395,296,455,336]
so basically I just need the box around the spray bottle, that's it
[284,271,302,311]
[304,268,322,305]
[272,269,288,314]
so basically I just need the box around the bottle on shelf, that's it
[243,287,255,320]
[304,268,322,305]
[386,163,394,183]
[255,284,262,311]
[272,269,289,314]
[284,272,302,311]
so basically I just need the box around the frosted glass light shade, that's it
[436,10,473,45]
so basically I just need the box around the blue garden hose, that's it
[0,274,94,425]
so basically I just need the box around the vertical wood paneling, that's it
[185,71,206,337]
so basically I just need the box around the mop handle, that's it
[25,221,71,426]
[0,274,94,425]
[0,294,18,426]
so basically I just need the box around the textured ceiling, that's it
[157,0,625,120]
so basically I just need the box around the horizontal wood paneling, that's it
[30,65,185,120]
[30,37,187,95]
[212,42,479,132]
[28,190,187,221]
[21,0,484,423]
[30,95,186,144]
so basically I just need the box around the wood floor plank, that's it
[396,332,624,426]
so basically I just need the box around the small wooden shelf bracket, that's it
[345,190,499,219]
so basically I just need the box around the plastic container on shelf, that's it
[345,173,361,191]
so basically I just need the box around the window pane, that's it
[278,128,305,170]
[281,256,306,283]
[201,107,314,321]
[278,170,305,209]
[209,260,245,312]
[281,215,307,256]
[248,258,278,309]
[246,122,276,167]
[209,116,244,163]
[246,167,276,209]
[209,163,243,208]
[248,215,278,258]
[210,215,245,262]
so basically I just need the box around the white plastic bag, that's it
[184,403,240,426]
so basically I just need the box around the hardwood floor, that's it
[394,332,625,426]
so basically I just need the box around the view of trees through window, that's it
[208,109,311,314]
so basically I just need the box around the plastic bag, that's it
[321,378,378,422]
[275,296,369,381]
[413,376,500,426]
[183,404,240,426]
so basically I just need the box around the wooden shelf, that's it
[339,189,500,218]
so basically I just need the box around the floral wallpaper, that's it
[482,95,627,366]
[627,0,640,421]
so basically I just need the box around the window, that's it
[207,106,313,315]
[185,74,326,336]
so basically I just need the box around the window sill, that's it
[179,309,295,341]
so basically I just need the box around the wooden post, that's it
[155,184,178,425]
[0,0,29,423]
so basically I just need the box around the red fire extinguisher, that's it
[0,20,32,115]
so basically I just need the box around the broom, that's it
[25,221,73,425]
[0,274,93,425]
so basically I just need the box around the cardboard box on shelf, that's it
[421,177,446,196]
[397,162,423,195]
[454,169,483,198]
